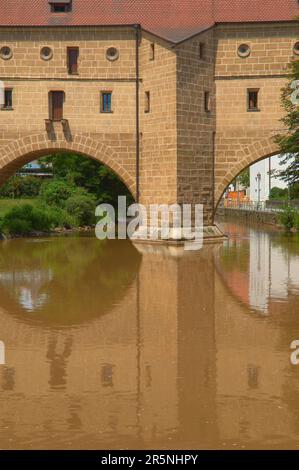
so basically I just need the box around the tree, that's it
[238,168,250,189]
[231,168,250,192]
[269,186,288,200]
[275,50,299,185]
[39,153,133,207]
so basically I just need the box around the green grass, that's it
[0,198,38,217]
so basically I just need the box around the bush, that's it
[65,193,96,226]
[0,176,43,198]
[42,205,79,230]
[1,204,52,235]
[295,211,299,231]
[269,187,288,200]
[39,180,76,207]
[280,205,296,231]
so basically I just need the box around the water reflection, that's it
[217,223,299,313]
[0,225,298,449]
[0,237,141,325]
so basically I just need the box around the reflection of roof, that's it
[0,0,298,43]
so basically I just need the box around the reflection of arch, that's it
[0,132,136,197]
[0,238,141,327]
[215,136,280,210]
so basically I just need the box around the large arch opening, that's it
[0,134,136,237]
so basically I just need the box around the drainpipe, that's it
[135,25,141,203]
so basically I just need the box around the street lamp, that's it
[256,172,261,209]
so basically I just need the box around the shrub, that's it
[42,205,79,229]
[295,211,299,231]
[39,180,76,207]
[65,193,96,226]
[280,205,296,231]
[1,204,52,235]
[0,175,43,198]
[269,186,288,200]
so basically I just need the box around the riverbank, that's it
[217,206,281,227]
[0,225,95,240]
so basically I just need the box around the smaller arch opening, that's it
[215,153,296,214]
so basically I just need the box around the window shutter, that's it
[68,48,79,74]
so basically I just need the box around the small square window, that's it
[199,42,206,60]
[150,43,155,61]
[145,91,150,113]
[101,92,113,113]
[247,89,260,111]
[2,89,13,110]
[204,91,211,112]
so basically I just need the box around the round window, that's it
[0,46,13,60]
[293,42,299,56]
[41,46,53,61]
[237,44,251,58]
[106,47,119,62]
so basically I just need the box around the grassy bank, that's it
[0,198,38,217]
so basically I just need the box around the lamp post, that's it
[257,172,261,209]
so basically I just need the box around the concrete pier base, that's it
[131,224,227,248]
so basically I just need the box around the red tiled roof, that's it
[0,0,298,43]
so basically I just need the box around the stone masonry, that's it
[0,18,298,238]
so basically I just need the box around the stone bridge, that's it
[0,13,297,241]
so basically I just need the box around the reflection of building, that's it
[250,156,288,202]
[219,224,299,314]
[0,232,299,448]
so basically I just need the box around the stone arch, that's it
[214,136,280,210]
[0,132,136,198]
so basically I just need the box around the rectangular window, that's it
[3,89,13,110]
[150,43,155,61]
[67,47,79,75]
[101,92,112,113]
[247,89,260,111]
[145,91,150,113]
[49,91,64,121]
[199,42,205,60]
[204,91,211,112]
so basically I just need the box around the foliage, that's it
[275,52,299,185]
[38,204,79,229]
[0,198,38,218]
[0,204,52,235]
[280,205,297,231]
[238,168,250,189]
[38,179,76,207]
[0,176,43,198]
[290,182,299,199]
[65,193,96,226]
[39,153,134,206]
[269,186,288,200]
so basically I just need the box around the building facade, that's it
[0,0,298,239]
[249,156,288,203]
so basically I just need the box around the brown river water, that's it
[0,221,299,450]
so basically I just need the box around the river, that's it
[0,221,299,449]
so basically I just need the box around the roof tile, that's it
[0,0,298,43]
